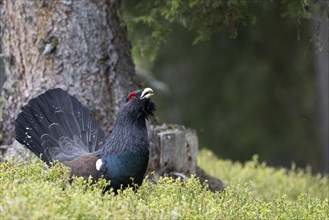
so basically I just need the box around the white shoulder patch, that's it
[96,159,103,171]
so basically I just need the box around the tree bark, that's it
[1,0,138,144]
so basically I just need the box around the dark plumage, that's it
[15,88,155,191]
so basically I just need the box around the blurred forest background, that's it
[122,1,328,173]
[0,1,328,173]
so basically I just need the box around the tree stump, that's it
[147,124,226,192]
[147,124,198,175]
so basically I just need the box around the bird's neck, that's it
[101,113,148,156]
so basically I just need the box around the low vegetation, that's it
[0,149,328,219]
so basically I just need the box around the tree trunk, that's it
[1,0,138,144]
[0,0,225,191]
[313,2,329,173]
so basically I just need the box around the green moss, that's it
[1,150,328,219]
[198,149,329,200]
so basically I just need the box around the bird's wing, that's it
[15,88,105,164]
[63,152,102,180]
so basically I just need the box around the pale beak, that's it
[141,88,154,99]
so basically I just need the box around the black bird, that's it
[15,88,155,191]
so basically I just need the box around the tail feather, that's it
[15,88,105,164]
[48,123,66,140]
[15,112,51,163]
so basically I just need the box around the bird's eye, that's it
[128,92,136,101]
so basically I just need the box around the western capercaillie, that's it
[15,88,155,191]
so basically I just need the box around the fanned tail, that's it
[15,88,105,164]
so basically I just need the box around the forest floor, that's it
[0,149,328,219]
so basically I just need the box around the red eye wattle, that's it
[128,92,136,101]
